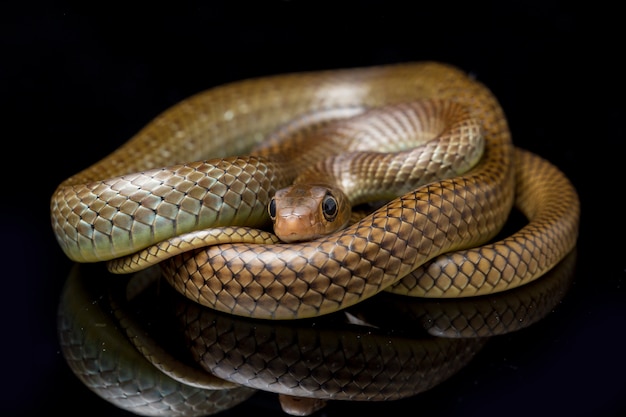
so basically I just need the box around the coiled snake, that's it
[50,61,580,320]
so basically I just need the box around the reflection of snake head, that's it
[269,183,351,242]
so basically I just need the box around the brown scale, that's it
[50,62,579,321]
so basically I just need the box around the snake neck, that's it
[288,100,487,208]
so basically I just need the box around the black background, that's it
[2,1,625,416]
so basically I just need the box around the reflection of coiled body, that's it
[178,298,486,409]
[57,248,576,416]
[56,265,255,416]
[50,62,579,320]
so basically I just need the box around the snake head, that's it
[269,184,351,243]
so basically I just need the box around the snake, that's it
[50,61,580,320]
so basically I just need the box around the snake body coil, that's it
[50,62,580,320]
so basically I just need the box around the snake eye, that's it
[322,193,338,221]
[268,198,276,220]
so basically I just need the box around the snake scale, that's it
[50,61,580,320]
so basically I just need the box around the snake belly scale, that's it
[50,61,580,320]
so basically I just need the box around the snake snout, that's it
[274,205,319,243]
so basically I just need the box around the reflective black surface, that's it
[3,2,624,416]
[55,250,575,415]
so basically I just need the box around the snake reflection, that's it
[57,249,576,416]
